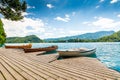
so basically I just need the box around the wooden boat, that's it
[5,44,32,49]
[24,45,58,53]
[58,48,96,57]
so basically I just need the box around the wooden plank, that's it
[7,52,81,79]
[0,58,25,80]
[4,55,59,80]
[52,59,120,79]
[6,53,88,80]
[4,51,94,80]
[2,51,80,80]
[0,62,15,80]
[0,71,5,80]
[51,62,115,80]
[1,49,120,80]
[0,56,37,80]
[20,55,96,80]
[0,54,46,80]
[11,53,120,80]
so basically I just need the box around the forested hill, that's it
[5,30,120,43]
[6,35,43,43]
[98,31,120,42]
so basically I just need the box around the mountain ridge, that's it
[44,31,115,42]
[5,30,118,43]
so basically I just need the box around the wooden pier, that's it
[0,48,120,80]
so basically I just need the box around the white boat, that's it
[58,48,96,57]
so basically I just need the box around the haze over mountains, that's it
[6,30,119,43]
[44,31,115,42]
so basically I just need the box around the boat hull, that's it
[24,46,58,53]
[5,44,32,49]
[58,48,96,57]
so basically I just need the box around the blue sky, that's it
[2,0,120,39]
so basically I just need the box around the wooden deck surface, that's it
[0,48,120,80]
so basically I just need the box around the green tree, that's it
[97,30,120,42]
[0,0,27,45]
[0,19,6,46]
[0,0,27,20]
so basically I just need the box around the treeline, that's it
[6,35,43,43]
[97,30,120,42]
[47,30,120,43]
[47,39,97,43]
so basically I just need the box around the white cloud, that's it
[46,4,54,9]
[68,30,85,35]
[82,21,89,24]
[27,5,35,9]
[2,17,45,38]
[95,5,100,8]
[65,14,69,18]
[3,16,114,39]
[96,5,100,8]
[117,14,120,17]
[94,16,98,19]
[110,0,118,4]
[92,17,115,28]
[22,12,29,16]
[100,0,104,2]
[1,17,72,39]
[21,12,34,17]
[85,17,120,29]
[54,14,71,22]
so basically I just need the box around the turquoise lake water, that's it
[6,42,120,72]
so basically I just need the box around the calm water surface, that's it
[6,42,120,72]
